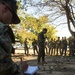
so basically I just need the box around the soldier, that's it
[69,37,74,56]
[69,37,75,56]
[24,38,29,55]
[32,39,38,55]
[52,39,56,56]
[37,28,47,64]
[61,37,67,56]
[56,37,61,56]
[49,38,54,56]
[0,0,26,75]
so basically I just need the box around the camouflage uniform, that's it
[37,32,45,63]
[69,38,75,56]
[24,38,29,55]
[56,38,61,55]
[0,23,23,75]
[61,38,67,56]
[32,39,38,55]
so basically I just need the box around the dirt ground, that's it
[12,52,75,75]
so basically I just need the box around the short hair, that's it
[43,28,47,31]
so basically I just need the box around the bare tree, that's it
[60,0,75,37]
[19,0,75,37]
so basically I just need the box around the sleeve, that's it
[0,45,9,59]
[38,33,45,43]
[0,29,12,59]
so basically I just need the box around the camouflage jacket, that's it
[0,22,23,75]
[38,31,45,46]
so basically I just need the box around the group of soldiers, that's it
[24,38,38,56]
[24,28,75,65]
[46,37,75,56]
[47,37,67,56]
[24,36,75,57]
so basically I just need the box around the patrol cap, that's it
[0,0,20,24]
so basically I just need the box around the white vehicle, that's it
[13,44,23,49]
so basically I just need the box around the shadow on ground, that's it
[12,54,75,75]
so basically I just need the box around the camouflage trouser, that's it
[10,63,23,75]
[0,63,23,75]
[0,69,11,75]
[38,44,45,63]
